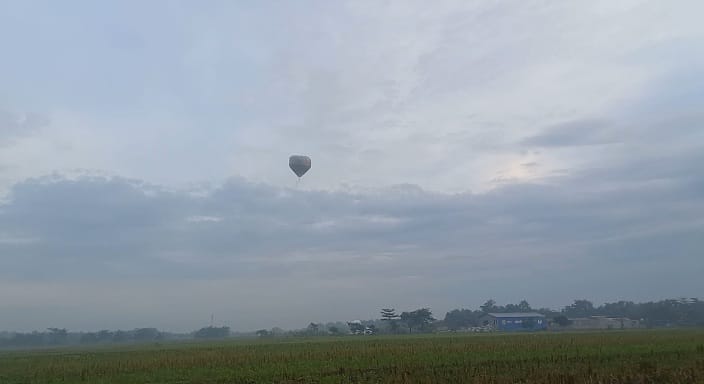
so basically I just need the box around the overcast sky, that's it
[0,0,703,332]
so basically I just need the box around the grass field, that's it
[0,330,703,383]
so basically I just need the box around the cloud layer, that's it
[1,162,701,331]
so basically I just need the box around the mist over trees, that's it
[0,328,169,348]
[1,297,702,349]
[194,326,230,339]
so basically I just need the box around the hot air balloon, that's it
[289,155,311,178]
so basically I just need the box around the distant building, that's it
[480,313,547,332]
[568,316,641,330]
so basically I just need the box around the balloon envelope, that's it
[289,155,311,178]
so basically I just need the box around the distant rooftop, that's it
[486,312,546,318]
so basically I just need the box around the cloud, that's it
[0,109,47,146]
[521,119,618,147]
[1,1,702,193]
[186,215,223,223]
[0,157,701,330]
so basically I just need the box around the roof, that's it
[486,312,546,318]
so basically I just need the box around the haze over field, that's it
[0,1,703,332]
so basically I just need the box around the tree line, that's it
[443,298,704,330]
[2,297,702,348]
[257,297,704,336]
[0,326,230,348]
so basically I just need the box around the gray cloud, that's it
[0,149,702,330]
[521,119,617,147]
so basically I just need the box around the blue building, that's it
[481,313,547,332]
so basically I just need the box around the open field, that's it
[0,330,703,383]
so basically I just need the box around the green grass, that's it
[0,330,703,383]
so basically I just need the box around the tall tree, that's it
[381,308,399,320]
[401,308,435,333]
[518,300,532,312]
[307,322,320,335]
[480,299,498,313]
[564,300,595,318]
[347,321,365,335]
[381,308,400,333]
[255,329,270,337]
[443,309,481,330]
